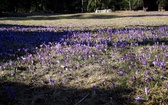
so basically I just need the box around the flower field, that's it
[0,12,168,105]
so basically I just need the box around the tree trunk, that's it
[129,0,132,10]
[82,0,84,12]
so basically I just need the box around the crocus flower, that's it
[166,83,168,89]
[135,70,139,75]
[117,70,125,76]
[111,82,115,88]
[145,70,150,75]
[135,96,145,101]
[145,87,149,96]
[160,75,167,79]
[142,59,147,65]
[152,61,158,66]
[9,60,13,66]
[49,78,55,84]
[131,76,136,80]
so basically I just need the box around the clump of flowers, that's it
[0,25,168,104]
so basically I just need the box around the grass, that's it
[0,11,168,28]
[0,11,168,105]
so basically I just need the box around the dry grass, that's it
[0,11,168,105]
[0,11,168,28]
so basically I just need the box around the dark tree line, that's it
[0,0,168,15]
[0,0,82,13]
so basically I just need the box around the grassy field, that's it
[1,11,168,28]
[0,11,168,105]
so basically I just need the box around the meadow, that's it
[0,11,168,105]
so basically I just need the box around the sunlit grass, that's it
[0,11,168,28]
[0,11,168,105]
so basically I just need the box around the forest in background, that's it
[0,0,168,15]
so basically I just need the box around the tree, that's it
[127,0,133,10]
[0,0,167,15]
[124,0,143,10]
[157,0,168,10]
[87,0,101,11]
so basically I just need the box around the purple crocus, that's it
[65,60,69,67]
[111,82,115,88]
[142,59,147,65]
[9,60,13,66]
[145,87,149,96]
[166,83,168,89]
[153,61,158,66]
[117,70,125,76]
[135,96,145,101]
[160,75,167,79]
[160,60,165,70]
[145,70,150,75]
[135,70,139,75]
[49,78,55,84]
[131,75,136,81]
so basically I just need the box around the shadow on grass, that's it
[0,23,100,64]
[0,24,47,28]
[0,24,168,63]
[0,24,72,63]
[0,80,134,105]
[0,12,168,20]
[137,38,168,46]
[0,24,168,105]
